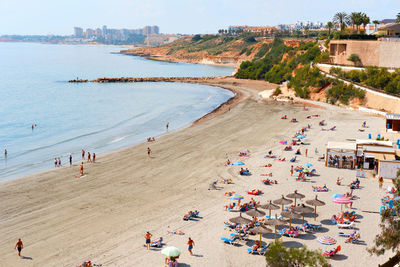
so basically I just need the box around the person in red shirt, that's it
[187,237,195,255]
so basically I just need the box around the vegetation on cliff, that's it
[330,67,400,95]
[235,38,365,105]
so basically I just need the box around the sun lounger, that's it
[308,223,322,231]
[247,245,269,255]
[337,221,355,229]
[278,228,299,238]
[345,233,361,244]
[224,222,237,228]
[221,236,239,245]
[208,180,218,190]
[265,215,283,220]
[290,156,297,162]
[338,230,357,238]
[323,245,341,257]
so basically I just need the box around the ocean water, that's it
[0,42,234,181]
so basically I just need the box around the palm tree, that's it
[396,13,400,23]
[361,13,370,34]
[372,20,380,33]
[349,12,363,33]
[333,12,349,31]
[326,21,334,36]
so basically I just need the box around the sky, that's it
[1,0,399,35]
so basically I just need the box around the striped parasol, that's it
[332,196,353,204]
[229,194,244,201]
[317,235,337,245]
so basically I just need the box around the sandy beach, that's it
[0,77,394,266]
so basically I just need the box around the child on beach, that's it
[187,237,195,255]
[80,162,84,175]
[290,166,294,176]
[147,147,151,157]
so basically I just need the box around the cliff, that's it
[120,35,307,67]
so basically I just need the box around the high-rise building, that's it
[95,28,103,38]
[74,27,84,37]
[85,28,95,38]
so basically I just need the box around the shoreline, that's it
[0,76,393,266]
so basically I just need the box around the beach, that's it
[0,77,392,266]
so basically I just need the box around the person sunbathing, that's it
[226,159,231,165]
[252,240,261,251]
[318,154,325,161]
[336,177,342,185]
[295,149,301,155]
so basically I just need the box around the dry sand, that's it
[0,77,394,267]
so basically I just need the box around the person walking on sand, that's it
[14,239,23,258]
[145,231,152,250]
[93,153,96,163]
[290,165,294,176]
[305,149,308,157]
[80,162,84,175]
[82,149,85,160]
[147,147,151,158]
[69,154,72,166]
[166,122,169,131]
[379,176,383,189]
[187,237,195,255]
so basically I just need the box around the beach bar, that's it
[386,113,400,132]
[325,141,356,169]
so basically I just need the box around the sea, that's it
[0,42,234,181]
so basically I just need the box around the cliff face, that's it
[120,36,307,67]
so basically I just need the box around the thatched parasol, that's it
[286,190,305,205]
[246,208,266,218]
[250,226,272,244]
[273,195,293,210]
[229,213,251,240]
[259,201,280,219]
[281,210,301,228]
[293,204,314,224]
[264,217,287,241]
[306,195,326,220]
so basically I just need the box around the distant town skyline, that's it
[1,0,400,35]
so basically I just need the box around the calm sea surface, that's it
[0,43,234,181]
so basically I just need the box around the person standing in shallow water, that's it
[69,154,72,166]
[82,149,85,160]
[166,122,169,131]
[14,239,23,258]
[92,153,96,163]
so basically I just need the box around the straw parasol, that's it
[286,190,305,206]
[229,213,251,240]
[246,208,266,218]
[332,196,353,210]
[293,204,314,224]
[281,210,301,228]
[264,217,287,241]
[259,201,280,219]
[273,195,293,210]
[306,195,326,220]
[250,226,272,244]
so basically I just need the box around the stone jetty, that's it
[91,76,223,83]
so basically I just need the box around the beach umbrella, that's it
[293,204,314,224]
[280,141,287,144]
[246,208,266,218]
[273,195,293,210]
[297,134,306,139]
[229,213,251,240]
[281,211,301,228]
[161,246,181,257]
[303,163,313,168]
[317,235,337,245]
[232,161,245,166]
[286,190,305,206]
[264,217,287,241]
[229,194,244,201]
[333,196,353,210]
[306,195,326,221]
[251,226,272,244]
[259,200,280,218]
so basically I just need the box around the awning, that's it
[374,153,396,161]
[364,153,375,158]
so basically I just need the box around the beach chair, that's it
[193,211,200,217]
[337,221,355,229]
[208,180,218,190]
[308,223,322,231]
[338,230,357,238]
[224,222,237,229]
[290,156,297,163]
[265,215,283,220]
[221,235,239,245]
[150,237,163,248]
[247,245,269,255]
[346,233,361,244]
[323,245,341,257]
[330,126,336,131]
